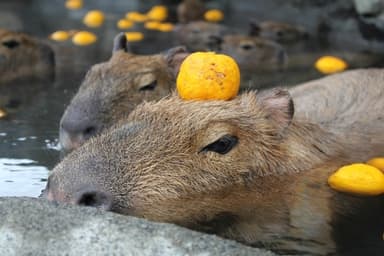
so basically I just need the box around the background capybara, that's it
[46,82,384,255]
[0,29,55,84]
[59,33,189,151]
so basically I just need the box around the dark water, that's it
[0,0,383,198]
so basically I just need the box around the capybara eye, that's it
[139,80,157,91]
[2,40,20,49]
[276,30,284,37]
[200,135,238,155]
[240,43,254,51]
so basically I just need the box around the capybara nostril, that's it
[75,188,112,210]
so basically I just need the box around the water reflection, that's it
[0,158,48,197]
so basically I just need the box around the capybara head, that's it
[174,21,229,51]
[49,89,302,217]
[220,34,287,71]
[0,29,55,83]
[59,33,189,151]
[177,0,205,23]
[249,21,308,44]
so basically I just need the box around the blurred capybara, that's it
[219,34,287,71]
[47,72,384,254]
[174,21,229,51]
[249,20,308,45]
[0,29,55,84]
[59,33,189,151]
[177,0,205,23]
[290,68,384,132]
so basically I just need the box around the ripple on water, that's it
[0,158,48,197]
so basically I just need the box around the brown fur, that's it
[220,34,286,71]
[59,35,188,151]
[0,29,54,84]
[174,21,229,51]
[177,0,206,23]
[249,21,308,45]
[48,80,384,254]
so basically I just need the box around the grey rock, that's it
[0,197,275,256]
[353,0,384,16]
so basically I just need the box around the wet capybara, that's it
[174,21,229,51]
[290,68,384,130]
[59,33,189,151]
[0,29,55,84]
[219,34,287,71]
[47,76,384,254]
[177,0,205,23]
[249,20,308,45]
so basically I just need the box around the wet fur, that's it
[49,80,384,254]
[0,29,54,83]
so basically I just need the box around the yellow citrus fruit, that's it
[125,32,144,42]
[126,12,148,22]
[50,31,70,41]
[72,31,97,46]
[328,163,384,196]
[145,21,161,30]
[0,108,7,119]
[117,19,134,29]
[315,56,348,74]
[147,5,168,21]
[83,10,105,28]
[157,22,174,32]
[204,9,224,22]
[65,0,82,10]
[177,52,240,100]
[367,157,384,172]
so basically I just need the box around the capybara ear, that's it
[248,20,261,37]
[256,88,294,130]
[164,46,190,78]
[112,32,131,53]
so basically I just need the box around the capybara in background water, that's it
[59,33,189,151]
[177,0,205,23]
[220,34,287,71]
[0,29,55,83]
[249,20,308,45]
[47,81,384,255]
[174,21,229,51]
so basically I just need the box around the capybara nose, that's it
[74,187,112,211]
[59,120,98,151]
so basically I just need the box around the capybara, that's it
[47,71,384,254]
[249,20,308,45]
[174,21,229,51]
[59,33,189,151]
[219,34,286,71]
[0,29,55,83]
[177,0,205,23]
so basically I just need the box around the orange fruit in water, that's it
[72,31,97,46]
[124,32,144,42]
[65,0,82,10]
[117,19,134,29]
[328,163,384,196]
[147,5,168,21]
[204,9,224,22]
[315,56,348,74]
[177,52,240,100]
[50,31,70,41]
[83,10,105,28]
[367,157,384,172]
